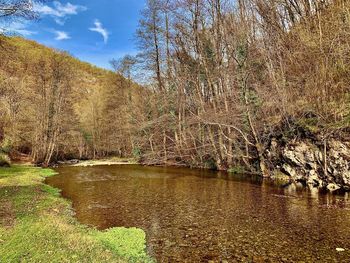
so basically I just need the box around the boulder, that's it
[307,170,322,187]
[327,183,341,192]
[268,138,350,191]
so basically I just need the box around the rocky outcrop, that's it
[267,138,350,191]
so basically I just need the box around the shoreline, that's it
[8,153,349,193]
[68,158,138,167]
[56,158,350,193]
[0,165,153,262]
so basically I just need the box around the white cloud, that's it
[34,4,57,16]
[14,28,37,36]
[89,20,109,44]
[54,30,70,40]
[34,1,87,25]
[53,2,87,16]
[54,18,65,26]
[0,21,37,36]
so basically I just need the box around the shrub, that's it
[204,156,217,170]
[1,137,13,154]
[0,153,11,167]
[132,147,142,159]
[228,165,245,174]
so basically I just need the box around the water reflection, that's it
[46,165,350,262]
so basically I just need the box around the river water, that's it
[46,165,350,262]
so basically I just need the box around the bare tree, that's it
[0,0,46,19]
[0,0,49,36]
[136,0,165,91]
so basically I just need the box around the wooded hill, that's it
[0,36,146,166]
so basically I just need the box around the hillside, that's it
[0,36,146,165]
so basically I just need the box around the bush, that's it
[132,147,142,159]
[228,165,245,174]
[0,153,11,167]
[204,156,217,170]
[1,137,13,154]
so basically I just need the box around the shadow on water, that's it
[46,165,350,262]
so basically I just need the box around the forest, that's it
[1,0,350,176]
[0,37,146,166]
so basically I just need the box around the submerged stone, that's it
[327,183,341,192]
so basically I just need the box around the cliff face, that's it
[267,136,350,192]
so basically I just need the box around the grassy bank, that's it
[0,165,152,262]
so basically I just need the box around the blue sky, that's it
[10,0,146,69]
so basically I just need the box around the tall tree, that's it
[136,0,165,91]
[31,52,74,166]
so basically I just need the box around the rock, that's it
[268,137,350,191]
[283,143,309,167]
[327,183,341,192]
[179,244,189,248]
[271,171,291,183]
[336,248,345,252]
[340,171,350,185]
[307,170,321,187]
[58,159,80,165]
[282,164,297,178]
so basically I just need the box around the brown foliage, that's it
[133,0,350,173]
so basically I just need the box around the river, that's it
[46,165,350,262]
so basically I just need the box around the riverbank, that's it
[0,165,152,262]
[57,152,350,193]
[68,157,137,167]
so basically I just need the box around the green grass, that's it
[94,228,150,262]
[0,165,153,263]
